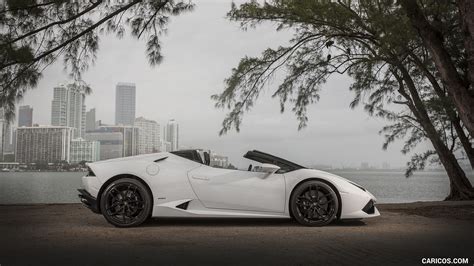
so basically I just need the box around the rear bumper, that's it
[78,189,100,214]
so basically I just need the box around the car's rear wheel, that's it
[100,178,152,227]
[290,180,339,226]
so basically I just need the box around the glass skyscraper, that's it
[115,82,136,126]
[165,119,179,152]
[51,84,86,138]
[18,105,33,127]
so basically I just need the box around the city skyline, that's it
[5,78,414,169]
[1,83,416,169]
[0,77,182,164]
[1,97,402,169]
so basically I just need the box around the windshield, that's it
[243,150,306,173]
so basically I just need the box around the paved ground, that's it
[1,202,473,266]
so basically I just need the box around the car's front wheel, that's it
[100,178,152,227]
[290,180,339,226]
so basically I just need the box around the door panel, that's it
[188,166,285,213]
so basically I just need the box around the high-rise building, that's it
[18,105,33,127]
[115,83,136,126]
[134,117,160,154]
[95,120,102,129]
[210,151,230,168]
[160,140,171,152]
[85,108,96,132]
[0,108,12,159]
[11,127,16,156]
[85,125,138,160]
[51,84,86,138]
[165,119,179,151]
[84,130,122,160]
[15,126,73,163]
[2,124,13,154]
[70,138,100,163]
[0,109,5,160]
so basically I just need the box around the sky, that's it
[16,0,428,169]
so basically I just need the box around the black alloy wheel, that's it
[100,178,152,227]
[290,180,339,226]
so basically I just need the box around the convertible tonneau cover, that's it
[244,150,306,173]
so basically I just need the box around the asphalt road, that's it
[0,202,473,266]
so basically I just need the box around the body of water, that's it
[332,170,473,203]
[0,170,473,204]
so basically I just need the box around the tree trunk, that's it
[452,119,474,169]
[456,0,474,169]
[409,52,474,169]
[400,0,474,138]
[457,0,474,86]
[426,129,474,200]
[395,67,474,200]
[409,99,474,200]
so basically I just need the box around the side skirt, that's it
[151,199,289,218]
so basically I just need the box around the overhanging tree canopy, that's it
[0,0,194,121]
[213,0,474,199]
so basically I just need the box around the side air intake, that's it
[362,200,375,214]
[176,201,190,210]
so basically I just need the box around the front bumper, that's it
[78,189,100,214]
[340,191,380,219]
[362,199,376,214]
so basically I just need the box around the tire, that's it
[100,178,152,227]
[290,180,339,226]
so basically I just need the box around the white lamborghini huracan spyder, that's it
[78,150,379,227]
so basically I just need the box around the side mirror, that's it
[260,163,280,174]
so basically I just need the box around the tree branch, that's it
[137,1,169,39]
[0,0,60,14]
[1,0,142,71]
[1,0,104,47]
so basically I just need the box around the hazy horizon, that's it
[13,0,429,169]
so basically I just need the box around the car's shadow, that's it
[142,218,367,227]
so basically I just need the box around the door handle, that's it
[192,176,210,181]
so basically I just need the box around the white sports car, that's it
[78,150,379,227]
